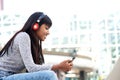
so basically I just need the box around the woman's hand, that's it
[52,60,73,72]
[58,60,73,72]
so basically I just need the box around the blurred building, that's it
[98,12,120,76]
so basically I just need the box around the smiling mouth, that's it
[44,36,47,39]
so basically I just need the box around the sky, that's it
[4,0,120,18]
[3,0,120,31]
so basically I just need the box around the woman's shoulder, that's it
[16,32,29,38]
[15,32,30,41]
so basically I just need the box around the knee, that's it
[46,70,56,76]
[46,70,58,80]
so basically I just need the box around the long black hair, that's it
[0,12,52,64]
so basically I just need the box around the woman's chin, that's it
[41,38,46,41]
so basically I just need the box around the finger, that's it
[69,64,73,67]
[67,60,73,63]
[65,59,72,62]
[69,63,73,66]
[66,69,70,72]
[67,62,73,66]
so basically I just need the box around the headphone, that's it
[32,13,46,31]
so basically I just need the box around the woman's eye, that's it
[46,27,49,30]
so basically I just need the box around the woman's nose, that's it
[47,30,50,35]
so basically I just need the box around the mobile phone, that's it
[71,57,76,61]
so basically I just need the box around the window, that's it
[74,21,77,30]
[101,48,107,52]
[99,20,105,30]
[118,47,120,55]
[102,33,107,44]
[79,21,87,30]
[6,31,11,35]
[80,34,85,43]
[112,60,115,64]
[70,22,73,31]
[107,19,114,31]
[116,20,120,30]
[88,21,92,29]
[70,35,78,44]
[62,37,68,44]
[117,33,120,44]
[109,47,116,58]
[108,33,115,44]
[52,37,59,45]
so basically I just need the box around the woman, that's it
[0,12,73,80]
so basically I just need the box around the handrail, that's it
[43,50,92,60]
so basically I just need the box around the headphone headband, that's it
[37,13,46,23]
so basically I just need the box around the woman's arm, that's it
[16,32,53,72]
[16,32,73,72]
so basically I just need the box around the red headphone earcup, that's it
[32,23,39,30]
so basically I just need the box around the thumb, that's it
[65,59,72,63]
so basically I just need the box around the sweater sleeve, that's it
[15,32,53,72]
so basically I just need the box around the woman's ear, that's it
[32,23,39,31]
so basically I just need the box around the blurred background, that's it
[0,0,120,80]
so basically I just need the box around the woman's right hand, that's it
[52,60,73,72]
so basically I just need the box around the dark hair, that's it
[0,12,52,64]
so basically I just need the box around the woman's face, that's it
[36,24,50,41]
